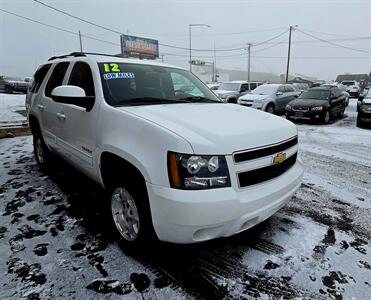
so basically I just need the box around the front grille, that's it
[238,153,297,187]
[292,107,309,112]
[233,136,298,163]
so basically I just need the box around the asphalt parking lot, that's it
[0,98,370,300]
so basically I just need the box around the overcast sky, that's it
[1,0,370,80]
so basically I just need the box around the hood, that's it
[239,93,269,102]
[289,98,328,108]
[215,90,238,96]
[119,103,297,154]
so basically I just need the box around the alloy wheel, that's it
[111,187,140,241]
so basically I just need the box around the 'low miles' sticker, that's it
[104,72,135,80]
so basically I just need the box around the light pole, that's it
[189,24,211,73]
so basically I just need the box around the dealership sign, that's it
[120,34,159,59]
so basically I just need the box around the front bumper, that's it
[146,160,303,243]
[239,100,264,110]
[358,111,371,123]
[286,109,325,121]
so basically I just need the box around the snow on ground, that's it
[0,93,27,127]
[0,99,370,299]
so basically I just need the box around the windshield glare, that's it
[299,89,330,100]
[252,85,278,95]
[219,82,240,91]
[98,62,221,106]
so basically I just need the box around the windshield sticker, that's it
[103,63,120,72]
[103,72,135,80]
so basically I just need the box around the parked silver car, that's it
[238,84,298,114]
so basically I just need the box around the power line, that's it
[296,29,371,54]
[0,8,120,47]
[31,0,291,52]
[300,28,370,39]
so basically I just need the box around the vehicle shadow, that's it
[45,158,286,299]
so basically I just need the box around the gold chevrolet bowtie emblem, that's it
[273,152,287,164]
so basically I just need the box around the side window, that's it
[170,72,203,97]
[68,62,95,97]
[240,84,249,92]
[277,85,285,93]
[285,85,295,92]
[250,83,257,90]
[30,64,51,93]
[45,62,69,97]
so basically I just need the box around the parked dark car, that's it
[0,75,29,94]
[285,87,346,124]
[357,89,371,128]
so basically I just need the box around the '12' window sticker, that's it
[103,63,135,80]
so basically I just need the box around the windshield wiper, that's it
[178,96,221,103]
[115,97,191,106]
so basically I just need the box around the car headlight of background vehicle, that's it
[168,152,231,189]
[286,104,292,111]
[311,106,324,111]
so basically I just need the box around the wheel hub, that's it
[111,187,140,241]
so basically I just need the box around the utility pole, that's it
[285,25,297,83]
[78,30,83,52]
[213,43,216,82]
[247,43,252,81]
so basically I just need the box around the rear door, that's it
[55,61,98,177]
[40,62,69,149]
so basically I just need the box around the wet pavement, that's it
[0,99,370,299]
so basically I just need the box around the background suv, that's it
[215,81,263,103]
[238,84,298,114]
[341,80,360,97]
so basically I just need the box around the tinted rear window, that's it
[45,62,69,97]
[30,64,51,93]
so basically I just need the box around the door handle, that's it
[37,104,45,111]
[56,112,66,120]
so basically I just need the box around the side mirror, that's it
[51,85,94,111]
[276,92,283,96]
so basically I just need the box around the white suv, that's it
[26,52,303,244]
[341,80,360,97]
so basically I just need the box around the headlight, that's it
[286,104,292,111]
[168,152,231,190]
[311,106,323,111]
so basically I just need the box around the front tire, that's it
[322,110,330,124]
[265,104,275,114]
[108,181,155,246]
[5,86,13,94]
[356,116,363,128]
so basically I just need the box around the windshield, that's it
[341,81,355,86]
[299,89,330,100]
[219,82,240,91]
[98,62,221,106]
[252,85,278,95]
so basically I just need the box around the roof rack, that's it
[48,52,125,61]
